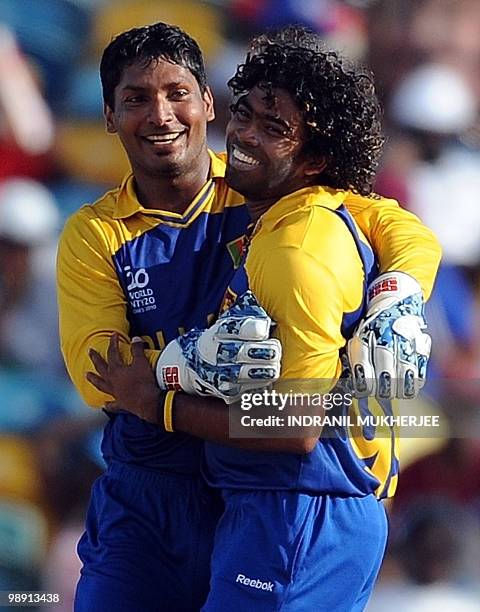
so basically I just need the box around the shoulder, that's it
[260,204,362,262]
[77,186,119,222]
[344,191,401,216]
[59,187,120,252]
[247,203,365,308]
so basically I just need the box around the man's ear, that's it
[104,103,117,134]
[304,156,327,177]
[203,86,215,123]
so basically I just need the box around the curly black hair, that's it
[100,22,207,110]
[228,25,384,195]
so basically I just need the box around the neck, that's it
[134,151,211,213]
[245,177,318,223]
[246,197,277,224]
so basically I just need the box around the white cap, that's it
[0,179,59,245]
[391,64,477,134]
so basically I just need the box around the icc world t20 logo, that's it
[124,266,156,314]
[125,265,149,291]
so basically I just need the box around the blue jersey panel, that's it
[102,205,250,473]
[334,204,378,339]
[112,207,250,343]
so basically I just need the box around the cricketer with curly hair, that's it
[231,26,384,197]
[199,27,407,610]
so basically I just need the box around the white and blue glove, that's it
[347,272,431,400]
[155,291,281,404]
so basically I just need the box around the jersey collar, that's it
[257,185,347,232]
[113,149,226,223]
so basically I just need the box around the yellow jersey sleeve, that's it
[57,207,160,408]
[345,193,441,300]
[246,206,365,382]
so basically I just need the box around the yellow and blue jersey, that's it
[57,151,439,479]
[58,152,248,473]
[204,186,398,498]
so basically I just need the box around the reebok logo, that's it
[236,574,274,592]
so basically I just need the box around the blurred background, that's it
[1,0,480,609]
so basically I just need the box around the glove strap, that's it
[367,271,423,313]
[159,390,176,432]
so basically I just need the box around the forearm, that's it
[172,392,321,454]
[62,326,162,408]
[352,197,442,300]
[372,217,441,301]
[57,213,164,407]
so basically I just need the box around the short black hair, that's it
[100,22,207,109]
[228,25,384,195]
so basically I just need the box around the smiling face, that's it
[104,58,214,182]
[225,85,325,205]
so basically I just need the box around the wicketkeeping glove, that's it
[347,271,431,400]
[155,291,281,404]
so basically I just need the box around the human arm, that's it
[89,333,318,454]
[56,207,162,408]
[344,194,441,398]
[345,193,441,300]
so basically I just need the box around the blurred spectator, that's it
[227,0,366,48]
[397,501,480,586]
[388,64,480,267]
[391,63,477,136]
[0,435,49,596]
[394,438,480,511]
[0,178,62,375]
[367,0,480,107]
[0,500,47,595]
[0,25,54,156]
[368,501,480,611]
[41,521,83,612]
[376,62,480,395]
[0,420,104,599]
[0,24,54,180]
[91,0,223,62]
[228,0,337,35]
[0,1,93,115]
